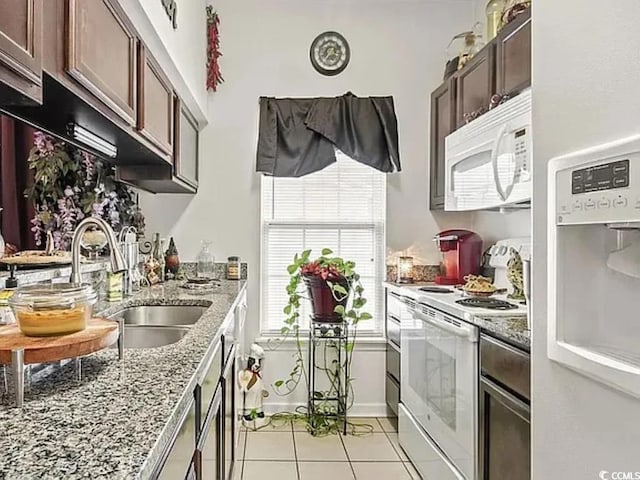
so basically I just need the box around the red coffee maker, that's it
[433,230,482,285]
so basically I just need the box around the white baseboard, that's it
[263,401,389,417]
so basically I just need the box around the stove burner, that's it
[455,298,519,310]
[419,286,453,294]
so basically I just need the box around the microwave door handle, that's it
[491,124,508,201]
[504,131,527,199]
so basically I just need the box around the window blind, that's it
[261,153,386,334]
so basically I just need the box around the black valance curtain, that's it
[256,92,401,177]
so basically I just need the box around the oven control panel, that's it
[554,143,640,225]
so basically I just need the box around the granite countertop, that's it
[384,282,530,351]
[0,279,247,480]
[472,315,530,351]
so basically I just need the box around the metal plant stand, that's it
[307,319,349,435]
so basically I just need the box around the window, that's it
[261,152,386,335]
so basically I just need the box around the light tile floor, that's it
[237,417,420,480]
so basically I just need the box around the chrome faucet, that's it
[70,217,127,284]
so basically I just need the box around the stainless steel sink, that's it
[119,326,191,349]
[107,305,207,349]
[110,305,208,327]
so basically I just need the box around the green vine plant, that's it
[267,248,374,437]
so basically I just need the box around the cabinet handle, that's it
[387,341,401,354]
[223,346,236,379]
[197,388,223,451]
[481,377,530,422]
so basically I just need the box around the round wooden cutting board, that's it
[0,318,119,365]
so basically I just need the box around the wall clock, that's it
[310,31,350,76]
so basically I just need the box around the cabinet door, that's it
[199,341,223,430]
[138,43,174,159]
[429,78,456,210]
[496,10,531,97]
[66,0,137,126]
[198,387,223,480]
[174,97,199,188]
[0,0,43,103]
[222,349,237,480]
[479,378,530,480]
[158,394,198,480]
[456,44,496,128]
[385,373,400,417]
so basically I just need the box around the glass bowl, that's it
[81,229,108,260]
[9,283,97,337]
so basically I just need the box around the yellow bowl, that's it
[15,306,89,337]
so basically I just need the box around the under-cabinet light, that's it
[67,123,118,158]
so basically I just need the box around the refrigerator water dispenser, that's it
[548,134,640,398]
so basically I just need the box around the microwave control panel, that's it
[555,151,640,226]
[514,127,530,181]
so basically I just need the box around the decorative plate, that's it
[310,31,350,76]
[0,251,72,268]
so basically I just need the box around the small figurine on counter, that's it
[144,256,162,285]
[150,233,165,283]
[238,344,268,429]
[165,237,180,279]
[507,247,525,301]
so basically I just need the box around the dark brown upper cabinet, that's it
[430,77,456,210]
[496,10,531,97]
[0,0,43,104]
[137,43,174,160]
[174,97,199,190]
[456,43,496,129]
[66,0,137,127]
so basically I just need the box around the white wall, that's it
[532,1,640,478]
[470,210,531,246]
[141,0,474,412]
[472,0,487,29]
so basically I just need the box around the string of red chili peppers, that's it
[206,6,224,92]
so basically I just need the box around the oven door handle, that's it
[413,307,478,342]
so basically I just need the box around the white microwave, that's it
[445,89,532,211]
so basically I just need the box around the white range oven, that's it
[400,297,479,480]
[445,89,532,211]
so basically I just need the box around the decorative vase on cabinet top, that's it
[486,0,506,40]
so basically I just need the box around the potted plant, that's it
[270,248,372,436]
[300,258,349,323]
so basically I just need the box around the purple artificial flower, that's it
[33,132,55,154]
[81,151,95,180]
[109,209,120,226]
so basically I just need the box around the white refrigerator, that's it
[533,1,640,479]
